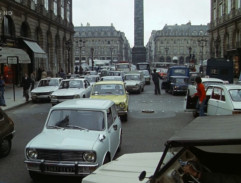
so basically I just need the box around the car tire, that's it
[103,155,110,165]
[29,171,42,181]
[0,139,11,158]
[122,114,128,122]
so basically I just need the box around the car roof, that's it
[217,84,241,90]
[201,77,224,82]
[52,98,114,110]
[94,81,124,85]
[167,115,241,147]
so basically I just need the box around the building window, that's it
[219,2,223,17]
[3,16,14,37]
[227,0,231,14]
[61,0,65,19]
[67,0,71,22]
[53,0,57,15]
[44,0,49,11]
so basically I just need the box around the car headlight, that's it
[83,151,96,162]
[26,148,38,159]
[31,93,37,97]
[74,94,80,98]
[119,102,126,109]
[51,95,57,99]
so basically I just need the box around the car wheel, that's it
[117,131,122,153]
[103,154,110,165]
[29,171,42,181]
[0,139,11,158]
[122,114,128,122]
[142,87,144,92]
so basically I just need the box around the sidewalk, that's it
[1,84,30,111]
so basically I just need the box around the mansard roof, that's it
[74,26,121,38]
[156,22,210,37]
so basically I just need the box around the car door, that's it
[207,87,221,115]
[84,80,92,97]
[107,105,120,159]
[215,88,232,115]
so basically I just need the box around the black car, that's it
[0,108,15,158]
[163,76,189,95]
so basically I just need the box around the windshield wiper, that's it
[66,125,88,130]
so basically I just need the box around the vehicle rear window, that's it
[229,89,241,102]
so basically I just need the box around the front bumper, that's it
[25,160,98,176]
[125,86,141,92]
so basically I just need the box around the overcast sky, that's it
[72,0,210,47]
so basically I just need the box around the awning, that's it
[23,40,47,59]
[0,47,31,64]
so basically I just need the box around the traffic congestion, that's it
[1,61,241,183]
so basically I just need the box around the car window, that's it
[107,108,113,128]
[47,110,105,131]
[49,79,59,86]
[60,81,69,89]
[229,89,241,101]
[69,80,83,88]
[211,87,221,100]
[38,79,50,87]
[92,84,124,95]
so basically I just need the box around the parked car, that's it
[165,76,189,95]
[24,99,122,180]
[90,81,129,121]
[31,77,62,102]
[100,76,123,82]
[0,108,15,158]
[82,115,241,183]
[50,78,92,106]
[141,70,151,85]
[124,71,145,94]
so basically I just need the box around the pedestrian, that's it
[30,71,36,91]
[152,69,162,95]
[41,69,47,79]
[0,75,6,106]
[192,76,206,116]
[37,67,42,81]
[59,68,65,79]
[22,73,32,102]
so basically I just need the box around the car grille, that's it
[36,92,51,96]
[37,149,84,161]
[56,96,74,99]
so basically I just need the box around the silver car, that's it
[24,99,122,180]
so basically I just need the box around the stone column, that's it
[132,0,146,65]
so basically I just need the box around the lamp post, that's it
[110,46,113,65]
[198,37,207,65]
[65,40,72,73]
[165,47,169,62]
[188,46,192,66]
[91,47,94,71]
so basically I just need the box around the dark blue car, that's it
[167,76,189,95]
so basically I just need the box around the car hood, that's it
[91,95,127,104]
[125,81,140,86]
[32,86,59,93]
[52,88,85,96]
[82,152,162,183]
[27,130,101,150]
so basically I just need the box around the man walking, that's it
[22,73,32,102]
[152,69,162,95]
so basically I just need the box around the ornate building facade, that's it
[210,0,241,78]
[0,0,74,84]
[147,22,209,66]
[74,24,131,66]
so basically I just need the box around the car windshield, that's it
[101,77,122,81]
[229,89,241,101]
[173,78,188,84]
[47,110,105,131]
[85,76,97,82]
[38,79,51,87]
[49,79,59,86]
[92,84,124,95]
[60,80,83,89]
[125,75,140,80]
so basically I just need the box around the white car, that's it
[140,70,151,85]
[84,75,100,86]
[50,78,92,105]
[24,99,122,180]
[124,72,145,94]
[185,77,225,111]
[31,77,62,102]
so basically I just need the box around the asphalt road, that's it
[0,82,194,183]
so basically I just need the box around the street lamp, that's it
[65,40,72,73]
[188,46,192,65]
[91,47,94,71]
[165,47,169,62]
[110,46,113,65]
[198,37,207,65]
